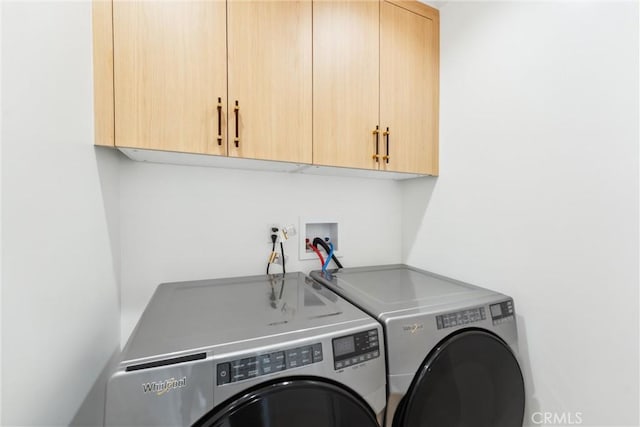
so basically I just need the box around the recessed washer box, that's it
[299,217,340,261]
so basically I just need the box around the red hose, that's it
[308,242,325,266]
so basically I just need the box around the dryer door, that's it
[192,378,379,427]
[396,329,525,427]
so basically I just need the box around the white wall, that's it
[119,161,403,343]
[1,2,4,422]
[1,2,120,426]
[403,2,639,426]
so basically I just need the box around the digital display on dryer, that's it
[490,304,503,317]
[333,336,355,357]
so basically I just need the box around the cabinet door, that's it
[227,1,312,164]
[380,1,439,175]
[313,1,380,170]
[113,1,227,155]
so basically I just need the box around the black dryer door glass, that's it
[399,329,525,427]
[193,378,379,427]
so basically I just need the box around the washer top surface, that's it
[310,264,502,319]
[122,272,372,364]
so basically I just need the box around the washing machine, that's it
[105,272,387,426]
[310,264,525,427]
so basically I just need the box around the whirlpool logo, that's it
[402,323,424,334]
[142,377,187,396]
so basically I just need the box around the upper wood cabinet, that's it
[312,0,439,175]
[228,1,312,163]
[103,0,312,163]
[313,1,380,170]
[380,1,439,175]
[112,1,227,156]
[93,0,438,177]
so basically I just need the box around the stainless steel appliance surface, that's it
[310,264,525,427]
[105,272,387,427]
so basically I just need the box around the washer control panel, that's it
[490,300,515,325]
[436,307,486,330]
[332,329,380,370]
[216,343,323,386]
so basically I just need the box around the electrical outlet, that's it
[268,224,281,244]
[267,224,297,245]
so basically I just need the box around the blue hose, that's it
[322,242,334,273]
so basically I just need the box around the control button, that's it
[258,354,272,375]
[343,359,351,367]
[358,355,366,362]
[287,348,301,369]
[335,361,344,369]
[368,330,377,336]
[217,363,231,385]
[272,351,286,371]
[231,359,245,370]
[372,350,379,358]
[312,343,323,362]
[300,347,313,365]
[231,368,247,382]
[242,357,258,371]
[365,353,372,360]
[351,357,359,365]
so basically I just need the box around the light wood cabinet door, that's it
[227,1,312,164]
[113,1,227,155]
[313,1,380,170]
[380,1,439,175]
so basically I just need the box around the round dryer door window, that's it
[192,378,380,427]
[397,329,525,427]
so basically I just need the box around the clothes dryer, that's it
[311,264,525,427]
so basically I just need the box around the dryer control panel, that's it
[490,300,515,325]
[216,343,323,385]
[436,307,486,330]
[332,329,380,370]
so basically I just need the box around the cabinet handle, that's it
[372,126,380,162]
[234,100,239,148]
[383,127,390,164]
[217,97,222,146]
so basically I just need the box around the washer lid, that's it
[310,265,501,318]
[122,273,372,363]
